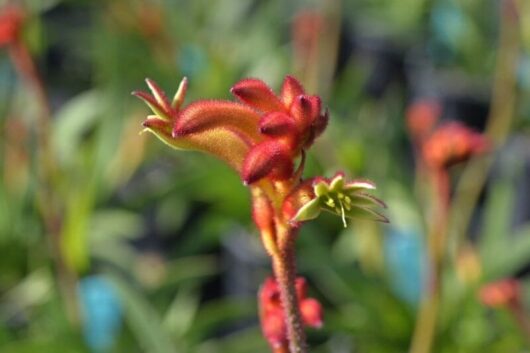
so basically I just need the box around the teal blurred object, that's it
[430,1,467,48]
[518,54,530,90]
[384,229,424,307]
[79,275,123,353]
[179,44,208,77]
[428,0,466,63]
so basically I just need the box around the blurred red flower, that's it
[259,276,323,349]
[422,122,489,170]
[0,5,24,47]
[479,279,521,308]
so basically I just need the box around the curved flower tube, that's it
[133,77,262,171]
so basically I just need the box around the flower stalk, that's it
[407,103,489,353]
[272,244,307,353]
[134,75,386,352]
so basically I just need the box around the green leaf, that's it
[60,182,95,273]
[89,209,144,244]
[485,224,530,279]
[52,91,103,167]
[480,181,514,261]
[163,285,200,338]
[105,273,178,353]
[163,256,219,286]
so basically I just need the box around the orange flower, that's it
[422,122,488,170]
[231,76,328,184]
[0,5,24,47]
[479,279,521,308]
[406,100,441,141]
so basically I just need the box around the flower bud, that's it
[231,78,285,113]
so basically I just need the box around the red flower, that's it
[422,122,488,170]
[406,100,441,141]
[0,5,24,47]
[479,279,521,308]
[134,76,328,185]
[133,77,263,171]
[259,276,323,349]
[231,76,328,184]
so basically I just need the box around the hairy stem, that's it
[272,226,307,353]
[273,344,290,353]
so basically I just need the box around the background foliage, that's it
[1,0,530,352]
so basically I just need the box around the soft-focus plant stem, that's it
[509,301,530,345]
[448,0,520,258]
[9,39,79,326]
[272,224,307,353]
[410,170,449,353]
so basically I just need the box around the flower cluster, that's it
[134,75,328,186]
[259,277,322,349]
[230,77,328,184]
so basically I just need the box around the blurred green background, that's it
[1,0,530,352]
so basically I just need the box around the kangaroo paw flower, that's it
[231,78,286,113]
[242,140,293,185]
[259,112,297,137]
[422,121,489,170]
[134,77,262,171]
[280,75,305,108]
[229,75,328,184]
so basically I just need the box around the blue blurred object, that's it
[430,1,467,48]
[79,275,123,353]
[518,54,530,90]
[428,0,467,64]
[179,44,208,77]
[384,228,424,307]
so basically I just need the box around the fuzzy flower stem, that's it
[409,170,449,353]
[272,225,307,353]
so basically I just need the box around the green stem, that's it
[410,171,449,353]
[409,278,440,353]
[448,0,520,258]
[508,301,530,346]
[272,226,307,353]
[9,40,79,326]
